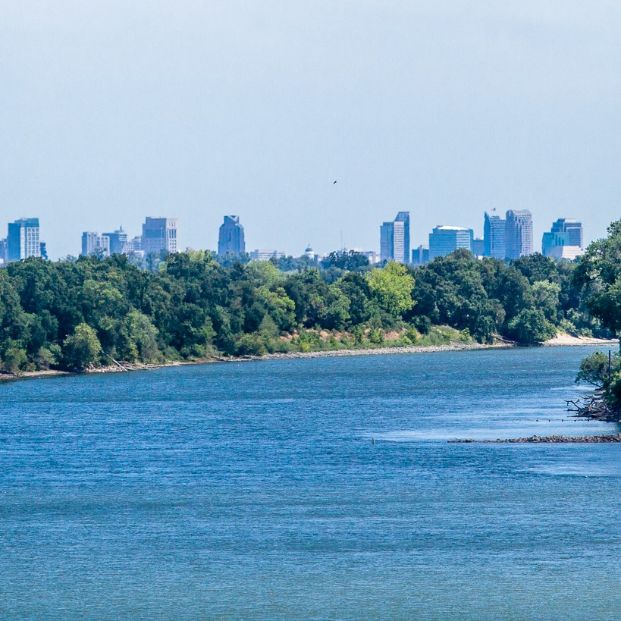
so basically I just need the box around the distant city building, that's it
[0,238,7,264]
[472,238,485,257]
[218,215,245,257]
[103,227,129,255]
[7,218,41,262]
[81,232,111,257]
[39,242,48,260]
[542,218,584,260]
[380,211,410,263]
[142,218,177,256]
[249,249,285,261]
[505,210,533,260]
[483,210,506,259]
[429,225,473,260]
[128,236,143,253]
[359,250,380,265]
[411,245,430,265]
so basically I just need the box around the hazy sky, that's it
[1,0,620,258]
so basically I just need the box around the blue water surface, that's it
[1,346,620,620]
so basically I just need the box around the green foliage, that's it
[62,323,103,371]
[531,281,561,323]
[576,352,620,387]
[574,220,621,336]
[321,250,370,272]
[508,309,556,345]
[0,237,607,374]
[367,262,415,316]
[573,220,621,408]
[124,311,160,362]
[2,345,28,375]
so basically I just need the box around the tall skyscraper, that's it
[542,219,584,259]
[218,215,245,257]
[0,238,7,264]
[483,211,506,259]
[141,218,178,256]
[379,211,410,263]
[81,232,111,257]
[7,218,41,262]
[505,210,533,260]
[428,226,473,260]
[394,211,410,264]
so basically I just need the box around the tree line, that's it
[573,221,621,412]
[0,227,615,375]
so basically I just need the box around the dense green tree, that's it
[62,323,103,371]
[508,309,556,345]
[321,250,370,272]
[367,262,415,316]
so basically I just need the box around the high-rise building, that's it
[428,226,473,260]
[411,245,429,266]
[542,219,584,259]
[471,238,485,257]
[379,211,410,263]
[141,218,177,256]
[128,236,143,253]
[395,211,411,264]
[505,210,533,260]
[7,218,41,262]
[103,227,129,255]
[218,215,245,257]
[0,238,7,264]
[380,222,394,262]
[81,232,111,257]
[483,211,506,259]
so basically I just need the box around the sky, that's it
[1,0,620,258]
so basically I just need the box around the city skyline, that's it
[0,208,590,265]
[0,204,607,261]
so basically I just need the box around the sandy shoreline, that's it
[543,334,618,347]
[0,335,616,383]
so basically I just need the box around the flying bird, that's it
[333,180,338,184]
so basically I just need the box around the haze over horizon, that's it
[1,0,620,258]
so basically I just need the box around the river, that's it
[1,346,620,619]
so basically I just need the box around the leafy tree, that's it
[576,351,620,387]
[508,309,556,345]
[574,220,621,337]
[321,250,370,272]
[367,262,415,316]
[531,281,561,323]
[2,345,28,375]
[63,323,103,371]
[124,311,160,362]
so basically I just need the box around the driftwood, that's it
[566,389,620,422]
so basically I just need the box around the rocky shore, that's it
[0,335,614,383]
[450,434,621,444]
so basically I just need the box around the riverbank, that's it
[0,334,616,383]
[544,334,618,347]
[0,340,508,382]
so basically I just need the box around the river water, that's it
[1,346,620,620]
